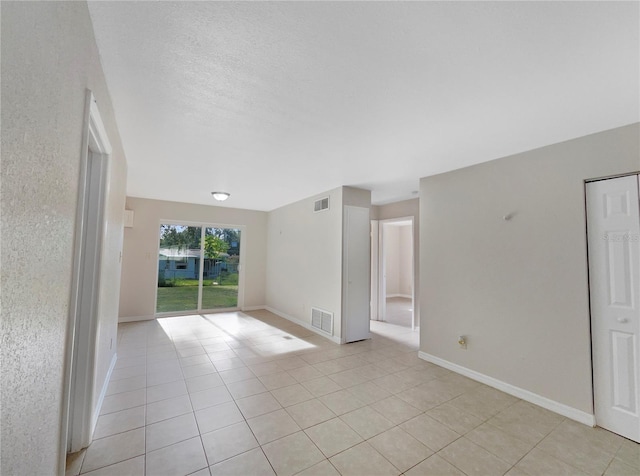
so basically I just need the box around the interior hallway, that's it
[67,311,638,476]
[383,297,413,328]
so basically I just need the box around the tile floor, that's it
[66,310,639,476]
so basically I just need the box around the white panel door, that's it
[343,206,371,343]
[587,175,640,442]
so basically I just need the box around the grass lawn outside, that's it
[156,275,239,313]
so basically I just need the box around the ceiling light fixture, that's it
[211,191,230,201]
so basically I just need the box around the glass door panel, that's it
[201,227,241,310]
[156,224,202,313]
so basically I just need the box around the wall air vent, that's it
[311,307,333,335]
[314,197,330,213]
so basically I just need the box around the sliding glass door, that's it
[201,227,241,309]
[156,223,242,314]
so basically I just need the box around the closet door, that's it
[587,175,640,442]
[343,206,371,343]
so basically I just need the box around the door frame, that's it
[153,221,247,316]
[61,90,112,460]
[585,171,640,440]
[376,216,416,329]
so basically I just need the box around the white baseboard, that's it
[265,306,342,345]
[92,352,117,436]
[241,305,267,312]
[418,351,596,427]
[118,315,155,323]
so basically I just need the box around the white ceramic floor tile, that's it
[285,399,336,430]
[209,448,275,476]
[146,380,188,404]
[226,378,268,399]
[404,454,465,476]
[340,406,395,439]
[438,437,512,476]
[80,455,144,476]
[201,421,259,465]
[146,413,199,452]
[81,428,145,473]
[146,394,193,425]
[218,367,256,384]
[304,418,363,458]
[145,436,208,476]
[83,315,633,476]
[181,362,217,379]
[368,426,432,473]
[100,388,146,416]
[329,442,399,476]
[185,373,225,394]
[235,392,282,419]
[301,376,343,397]
[195,401,244,434]
[258,371,298,390]
[319,389,366,415]
[247,409,301,445]
[400,413,460,452]
[294,460,340,476]
[271,384,314,407]
[106,375,147,397]
[466,422,536,465]
[94,406,146,439]
[189,386,233,411]
[515,447,589,475]
[262,431,325,476]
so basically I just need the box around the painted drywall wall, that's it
[385,226,401,295]
[266,187,345,337]
[384,225,413,297]
[119,197,268,319]
[1,2,127,473]
[420,123,640,414]
[399,225,413,296]
[373,198,420,324]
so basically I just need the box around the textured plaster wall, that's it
[420,124,639,413]
[1,2,127,473]
[119,197,268,318]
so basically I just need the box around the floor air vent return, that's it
[314,197,329,212]
[311,307,333,335]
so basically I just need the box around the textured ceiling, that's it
[88,1,639,211]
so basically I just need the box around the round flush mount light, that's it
[211,191,230,201]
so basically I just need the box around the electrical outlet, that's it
[458,335,467,349]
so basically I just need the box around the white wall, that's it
[420,123,640,415]
[398,225,413,297]
[1,2,127,473]
[266,187,371,340]
[266,188,345,338]
[119,197,268,319]
[385,226,401,296]
[384,224,413,297]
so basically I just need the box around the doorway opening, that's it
[155,223,244,315]
[371,217,416,329]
